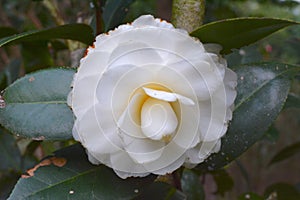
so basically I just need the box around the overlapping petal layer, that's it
[70,15,237,178]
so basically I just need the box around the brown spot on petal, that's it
[83,48,89,58]
[51,157,67,167]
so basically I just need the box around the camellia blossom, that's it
[68,15,237,179]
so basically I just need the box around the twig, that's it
[172,171,182,191]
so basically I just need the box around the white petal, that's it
[123,137,164,164]
[143,87,176,102]
[78,51,110,77]
[142,142,186,174]
[162,56,224,100]
[74,105,123,154]
[96,64,155,120]
[172,102,200,149]
[143,87,195,105]
[117,92,146,139]
[132,15,174,29]
[141,98,178,141]
[72,75,99,118]
[109,151,149,178]
[108,41,163,68]
[117,93,165,164]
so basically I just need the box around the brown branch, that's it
[95,0,103,35]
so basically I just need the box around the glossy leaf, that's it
[102,0,135,31]
[0,128,21,171]
[0,27,18,39]
[0,24,94,48]
[181,169,205,200]
[191,18,299,54]
[21,41,54,72]
[0,68,75,140]
[269,142,300,166]
[197,62,300,171]
[264,183,300,200]
[8,144,156,200]
[134,181,186,200]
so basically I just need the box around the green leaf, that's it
[0,172,20,200]
[0,128,21,171]
[238,192,264,200]
[21,41,54,72]
[134,181,186,200]
[264,183,300,200]
[0,68,75,140]
[103,0,135,31]
[210,169,234,196]
[181,169,205,200]
[0,24,94,48]
[269,142,300,166]
[9,144,156,200]
[0,27,18,39]
[197,62,300,171]
[191,18,299,54]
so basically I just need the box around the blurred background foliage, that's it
[0,0,299,199]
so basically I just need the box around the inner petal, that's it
[141,98,178,141]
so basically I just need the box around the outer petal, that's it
[73,105,123,155]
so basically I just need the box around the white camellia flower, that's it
[68,15,237,179]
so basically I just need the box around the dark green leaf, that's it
[9,144,156,200]
[0,128,21,171]
[269,142,300,166]
[21,41,54,72]
[103,0,135,31]
[264,183,300,200]
[238,192,264,200]
[181,169,205,200]
[0,27,18,39]
[0,172,20,200]
[210,169,234,196]
[0,68,75,140]
[191,18,299,54]
[284,93,300,109]
[0,24,94,48]
[197,62,300,170]
[134,181,186,200]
